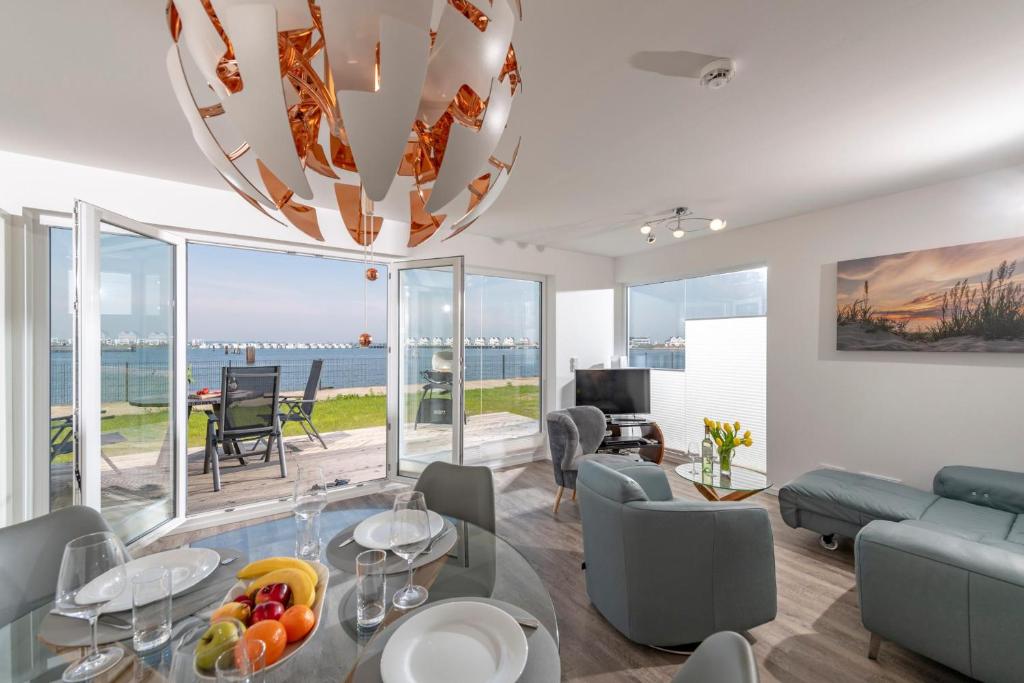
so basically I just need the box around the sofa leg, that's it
[867,632,881,660]
[553,486,564,514]
[572,488,577,501]
[819,533,839,551]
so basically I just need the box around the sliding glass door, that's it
[74,202,185,541]
[388,257,464,480]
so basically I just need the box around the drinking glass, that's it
[168,622,208,682]
[389,491,431,609]
[132,566,172,653]
[294,464,328,561]
[215,639,266,683]
[54,531,130,682]
[356,549,387,629]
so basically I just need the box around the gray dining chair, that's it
[279,359,326,449]
[414,461,496,533]
[672,631,760,683]
[0,506,112,627]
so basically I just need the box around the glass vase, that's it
[719,449,733,477]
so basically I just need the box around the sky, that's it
[837,236,1024,332]
[50,235,542,343]
[629,267,767,343]
[187,244,388,342]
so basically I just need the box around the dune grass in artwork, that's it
[836,236,1024,352]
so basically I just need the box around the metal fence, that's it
[50,350,541,406]
[628,348,686,370]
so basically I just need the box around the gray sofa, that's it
[779,466,1024,683]
[577,460,777,647]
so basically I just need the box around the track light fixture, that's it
[639,207,728,246]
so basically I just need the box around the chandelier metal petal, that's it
[166,0,523,248]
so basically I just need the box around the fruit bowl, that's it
[194,561,329,680]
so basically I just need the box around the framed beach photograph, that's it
[836,235,1024,352]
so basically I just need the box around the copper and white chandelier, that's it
[165,0,523,248]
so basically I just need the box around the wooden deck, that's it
[74,411,540,520]
[184,411,539,514]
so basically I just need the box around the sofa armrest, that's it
[933,466,1024,514]
[857,519,1024,587]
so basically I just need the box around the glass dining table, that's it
[1,507,558,682]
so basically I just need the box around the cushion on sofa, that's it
[898,519,984,542]
[779,469,938,529]
[918,497,1015,541]
[933,466,1024,515]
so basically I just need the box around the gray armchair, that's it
[577,460,777,647]
[546,406,641,512]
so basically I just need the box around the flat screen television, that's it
[574,368,651,416]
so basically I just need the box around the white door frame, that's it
[386,256,465,482]
[14,209,68,522]
[74,201,188,529]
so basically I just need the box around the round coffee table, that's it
[674,463,772,501]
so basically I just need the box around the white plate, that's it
[381,601,529,683]
[353,510,445,550]
[77,548,220,614]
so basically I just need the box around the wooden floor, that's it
[156,458,971,682]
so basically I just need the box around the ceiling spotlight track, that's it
[637,206,727,245]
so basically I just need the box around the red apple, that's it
[232,595,255,609]
[255,583,291,607]
[251,600,285,624]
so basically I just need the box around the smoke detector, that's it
[699,58,735,89]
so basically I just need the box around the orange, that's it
[242,620,287,665]
[279,605,315,643]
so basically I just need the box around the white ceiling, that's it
[3,1,1024,256]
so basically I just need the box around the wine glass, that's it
[389,491,431,609]
[54,531,130,682]
[294,464,328,561]
[687,441,698,476]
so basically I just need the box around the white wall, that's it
[617,164,1024,490]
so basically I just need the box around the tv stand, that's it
[600,417,665,465]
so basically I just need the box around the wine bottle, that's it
[701,425,714,484]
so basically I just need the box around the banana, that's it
[246,568,316,607]
[236,557,318,586]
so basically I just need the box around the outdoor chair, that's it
[204,365,285,492]
[415,351,455,428]
[279,359,326,449]
[50,414,125,473]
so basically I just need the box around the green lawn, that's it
[89,383,539,454]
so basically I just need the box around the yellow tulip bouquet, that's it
[703,418,753,476]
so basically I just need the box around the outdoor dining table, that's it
[1,507,559,682]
